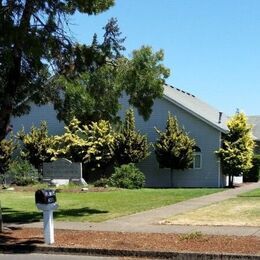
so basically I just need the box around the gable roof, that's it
[248,116,260,141]
[163,84,229,133]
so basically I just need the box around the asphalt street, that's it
[0,254,118,260]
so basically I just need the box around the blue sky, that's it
[70,0,260,116]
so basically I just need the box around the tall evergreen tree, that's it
[217,112,254,187]
[114,108,149,165]
[0,0,114,141]
[154,113,195,186]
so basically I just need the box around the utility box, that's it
[35,189,56,204]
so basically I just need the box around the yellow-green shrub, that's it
[49,117,115,171]
[17,121,54,170]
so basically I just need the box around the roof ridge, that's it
[165,84,196,98]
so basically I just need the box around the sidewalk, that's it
[12,182,260,237]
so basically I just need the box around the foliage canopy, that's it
[154,113,195,170]
[0,0,115,140]
[17,121,53,169]
[114,108,150,165]
[154,113,195,186]
[217,112,254,187]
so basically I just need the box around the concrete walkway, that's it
[11,182,260,237]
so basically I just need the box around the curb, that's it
[1,244,259,259]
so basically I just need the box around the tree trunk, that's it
[229,174,234,188]
[0,104,12,141]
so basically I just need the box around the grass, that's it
[178,231,205,241]
[0,187,222,223]
[163,188,260,227]
[238,188,260,197]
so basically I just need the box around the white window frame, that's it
[192,152,202,169]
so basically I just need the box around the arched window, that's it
[192,146,202,169]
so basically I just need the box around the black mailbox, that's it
[35,189,56,204]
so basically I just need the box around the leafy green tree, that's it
[17,121,53,170]
[217,112,254,187]
[122,46,170,120]
[54,62,122,125]
[53,19,170,125]
[154,113,195,186]
[0,0,114,141]
[114,108,149,165]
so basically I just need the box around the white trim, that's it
[193,152,202,169]
[188,150,202,170]
[218,131,222,187]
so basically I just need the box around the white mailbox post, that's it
[36,203,58,244]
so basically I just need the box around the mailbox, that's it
[35,189,56,204]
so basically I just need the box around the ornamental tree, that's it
[49,117,115,172]
[0,0,114,141]
[217,112,254,187]
[17,121,53,170]
[114,108,149,165]
[52,18,170,125]
[154,113,195,186]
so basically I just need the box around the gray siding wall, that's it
[11,104,64,135]
[120,96,223,187]
[11,98,224,187]
[255,140,260,154]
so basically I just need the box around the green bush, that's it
[109,163,145,189]
[93,177,109,187]
[7,160,39,186]
[243,155,260,182]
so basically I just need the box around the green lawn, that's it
[0,188,222,223]
[238,188,260,197]
[163,188,260,227]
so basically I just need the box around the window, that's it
[192,146,202,169]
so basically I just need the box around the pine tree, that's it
[217,112,254,187]
[0,0,115,141]
[154,113,195,186]
[114,108,149,165]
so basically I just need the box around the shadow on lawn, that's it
[2,207,109,224]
